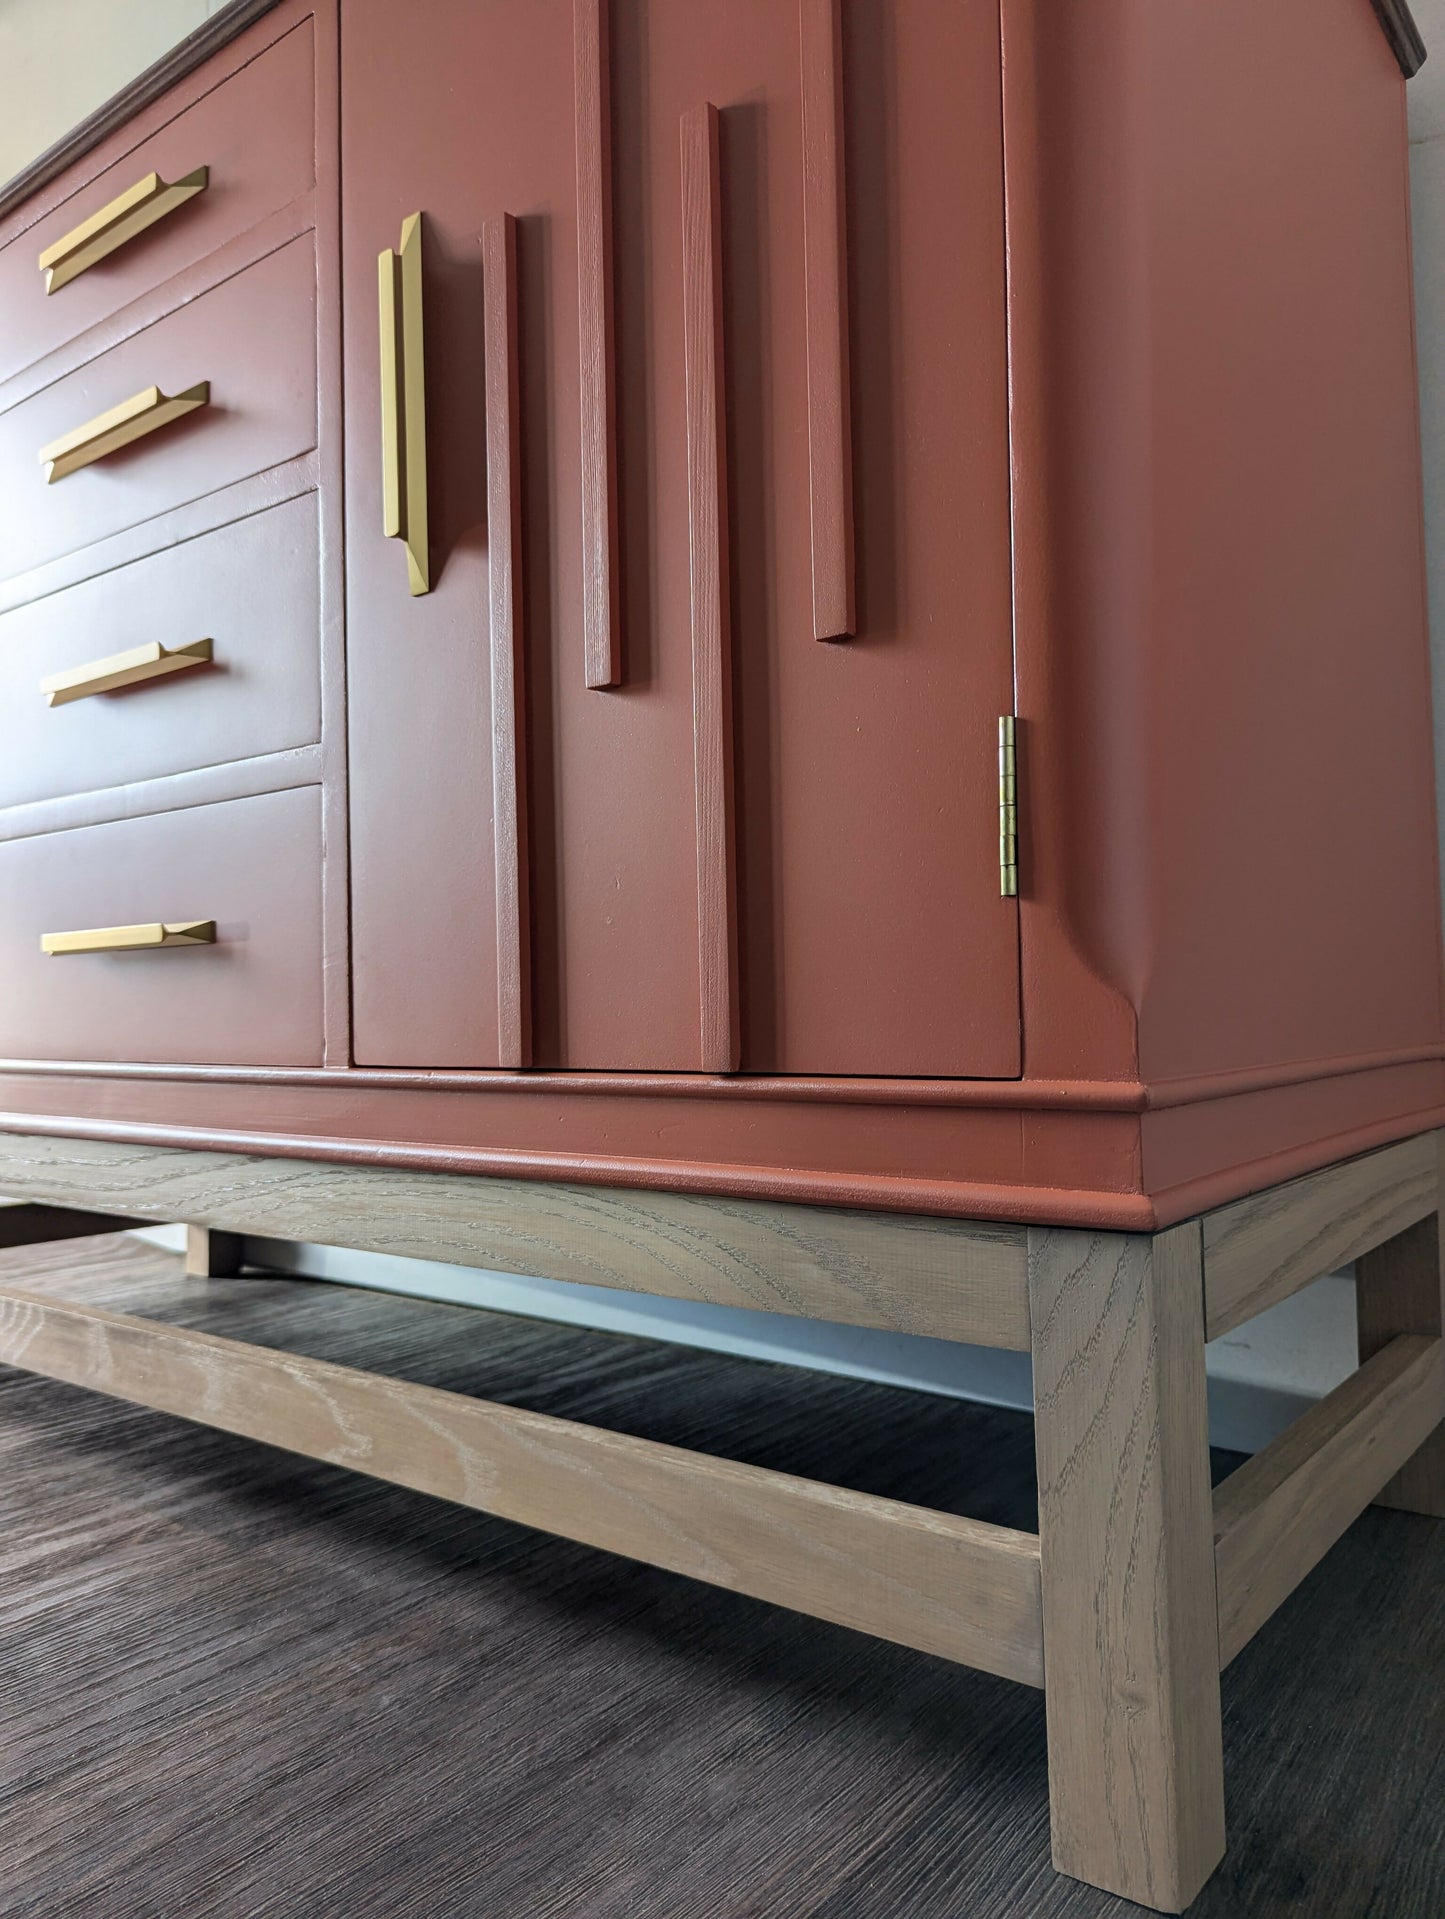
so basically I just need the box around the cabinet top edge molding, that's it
[0,0,1425,227]
[1371,0,1429,76]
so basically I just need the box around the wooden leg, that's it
[1029,1221,1226,1914]
[185,1225,245,1279]
[1356,1133,1445,1516]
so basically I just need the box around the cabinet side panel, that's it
[1137,0,1443,1084]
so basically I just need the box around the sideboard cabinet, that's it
[0,0,1437,1226]
[0,3,1441,1912]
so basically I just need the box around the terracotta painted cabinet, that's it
[342,0,1020,1078]
[0,0,1440,1229]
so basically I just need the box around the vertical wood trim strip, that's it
[483,214,531,1070]
[1029,1222,1226,1912]
[680,104,739,1073]
[574,0,622,687]
[798,0,854,640]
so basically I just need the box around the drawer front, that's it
[0,234,316,584]
[0,493,321,811]
[0,785,323,1065]
[0,19,315,390]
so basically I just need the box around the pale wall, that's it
[0,0,229,184]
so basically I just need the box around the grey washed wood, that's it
[0,1282,1045,1687]
[1357,1137,1445,1516]
[1214,1333,1445,1664]
[1203,1134,1438,1341]
[1029,1222,1226,1913]
[0,1132,1031,1348]
[2,1233,1440,1918]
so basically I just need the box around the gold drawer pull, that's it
[378,212,430,594]
[41,921,216,957]
[40,381,210,484]
[39,166,209,294]
[41,638,213,707]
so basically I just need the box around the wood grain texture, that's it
[184,1225,244,1279]
[573,0,621,689]
[1370,0,1428,76]
[483,213,532,1070]
[1029,1222,1225,1913]
[680,103,739,1074]
[798,0,855,640]
[0,0,288,221]
[0,1132,1033,1348]
[1214,1334,1445,1666]
[0,1278,1044,1686]
[1357,1132,1445,1514]
[1203,1134,1437,1340]
[3,1234,1443,1918]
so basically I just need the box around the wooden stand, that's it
[0,1130,1440,1913]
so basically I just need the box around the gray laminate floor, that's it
[0,1232,1440,1918]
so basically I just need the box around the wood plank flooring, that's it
[0,1233,1441,1918]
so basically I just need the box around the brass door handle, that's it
[378,212,430,594]
[41,921,216,956]
[39,166,209,294]
[40,638,213,707]
[40,381,210,484]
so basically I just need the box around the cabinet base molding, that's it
[2,1052,1444,1233]
[0,1129,1441,1913]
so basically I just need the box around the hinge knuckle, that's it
[999,715,1018,898]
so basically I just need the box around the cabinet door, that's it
[344,0,707,1070]
[343,0,1018,1076]
[672,0,1020,1077]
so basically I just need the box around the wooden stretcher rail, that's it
[0,1280,1047,1688]
[1212,1331,1445,1665]
[0,1133,1033,1349]
[1202,1134,1438,1340]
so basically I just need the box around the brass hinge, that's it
[999,715,1018,898]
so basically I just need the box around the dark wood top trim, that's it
[0,0,286,224]
[1371,0,1428,77]
[0,0,1428,227]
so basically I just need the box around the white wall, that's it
[14,1,1445,1454]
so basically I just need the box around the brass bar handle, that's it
[40,381,210,484]
[378,247,403,543]
[41,639,213,708]
[377,212,430,595]
[41,921,216,957]
[39,166,209,294]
